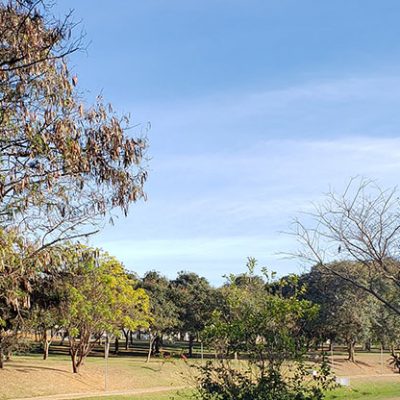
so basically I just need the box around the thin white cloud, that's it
[129,75,400,145]
[93,135,400,282]
[93,75,400,282]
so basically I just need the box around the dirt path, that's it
[9,386,188,400]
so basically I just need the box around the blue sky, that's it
[57,1,400,283]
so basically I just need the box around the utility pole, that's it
[104,333,110,392]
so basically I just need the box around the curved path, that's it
[9,386,188,400]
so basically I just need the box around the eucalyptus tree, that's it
[0,0,148,249]
[0,0,148,361]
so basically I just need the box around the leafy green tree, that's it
[372,302,400,352]
[197,259,334,400]
[139,271,179,361]
[301,263,377,362]
[171,272,214,357]
[30,273,65,360]
[59,247,149,373]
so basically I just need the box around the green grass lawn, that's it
[326,381,400,400]
[71,382,400,400]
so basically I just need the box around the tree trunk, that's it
[68,330,94,373]
[114,336,119,354]
[0,348,4,369]
[146,334,156,363]
[348,340,356,362]
[104,333,110,359]
[43,342,49,360]
[154,335,161,354]
[43,330,50,360]
[130,331,134,345]
[188,334,195,358]
[122,329,129,350]
[70,350,79,374]
[104,336,110,359]
[60,331,67,346]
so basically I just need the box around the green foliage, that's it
[194,358,335,400]
[205,260,318,363]
[62,246,150,335]
[171,272,215,356]
[58,246,150,372]
[140,271,179,335]
[373,304,400,349]
[195,259,334,400]
[301,262,378,361]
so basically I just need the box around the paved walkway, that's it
[9,386,188,400]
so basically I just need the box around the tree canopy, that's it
[59,247,149,373]
[1,0,148,249]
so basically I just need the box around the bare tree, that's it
[292,178,400,315]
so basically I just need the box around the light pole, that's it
[104,333,109,392]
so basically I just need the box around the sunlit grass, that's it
[326,380,400,400]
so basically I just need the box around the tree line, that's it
[3,251,399,374]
